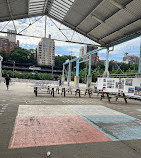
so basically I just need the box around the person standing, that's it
[4,74,11,90]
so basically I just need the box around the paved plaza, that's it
[0,80,141,158]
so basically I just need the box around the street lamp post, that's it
[13,61,15,77]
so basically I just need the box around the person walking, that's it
[4,74,11,90]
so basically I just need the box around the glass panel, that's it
[50,13,63,20]
[50,11,64,18]
[51,4,68,13]
[53,1,69,10]
[51,6,67,14]
[29,6,44,9]
[55,0,71,8]
[29,0,45,3]
[29,9,43,12]
[61,0,72,6]
[52,3,68,12]
[29,4,44,8]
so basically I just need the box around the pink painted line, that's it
[0,110,4,113]
[9,116,111,149]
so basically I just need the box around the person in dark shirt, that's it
[4,74,11,90]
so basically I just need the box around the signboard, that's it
[97,77,141,97]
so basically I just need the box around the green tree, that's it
[55,55,76,68]
[0,50,10,61]
[10,47,35,64]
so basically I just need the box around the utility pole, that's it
[13,61,15,77]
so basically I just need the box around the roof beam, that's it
[109,0,124,9]
[87,0,133,35]
[43,0,48,13]
[6,0,17,31]
[0,30,101,46]
[108,30,141,47]
[99,18,141,43]
[91,15,104,24]
[47,14,105,46]
[76,0,103,28]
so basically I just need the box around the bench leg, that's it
[115,97,118,101]
[107,93,111,103]
[64,89,65,97]
[52,88,54,97]
[124,98,127,104]
[79,90,80,97]
[34,87,37,96]
[123,93,127,104]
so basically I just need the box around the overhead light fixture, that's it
[109,0,124,9]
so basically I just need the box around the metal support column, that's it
[62,63,65,86]
[0,56,3,82]
[87,55,92,87]
[103,48,109,77]
[88,55,92,76]
[62,63,65,77]
[139,37,141,73]
[76,58,79,77]
[67,61,71,86]
[75,58,79,88]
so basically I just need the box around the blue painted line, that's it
[81,115,118,141]
[105,120,141,140]
[136,109,141,112]
[68,105,141,141]
[84,115,136,124]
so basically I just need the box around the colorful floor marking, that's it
[9,116,111,149]
[68,105,136,123]
[136,109,141,112]
[0,104,8,116]
[9,104,141,149]
[62,99,95,104]
[68,105,141,141]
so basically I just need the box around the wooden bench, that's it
[98,91,128,103]
[84,88,93,98]
[75,89,81,97]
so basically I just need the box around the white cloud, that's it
[0,16,140,60]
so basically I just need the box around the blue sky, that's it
[20,36,140,62]
[0,16,140,62]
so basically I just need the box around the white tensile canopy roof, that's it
[0,0,141,47]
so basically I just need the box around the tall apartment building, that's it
[79,45,99,64]
[79,46,87,57]
[37,35,55,66]
[123,53,139,64]
[0,29,19,54]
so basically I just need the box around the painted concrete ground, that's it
[0,81,141,158]
[9,104,141,149]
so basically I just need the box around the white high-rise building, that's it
[7,29,16,43]
[79,46,87,57]
[37,35,55,65]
